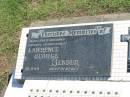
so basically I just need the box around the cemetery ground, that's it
[0,0,130,96]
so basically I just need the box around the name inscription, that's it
[31,26,111,38]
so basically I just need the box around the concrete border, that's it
[30,13,130,27]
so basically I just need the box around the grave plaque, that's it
[22,24,113,80]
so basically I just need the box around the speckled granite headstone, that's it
[22,24,113,80]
